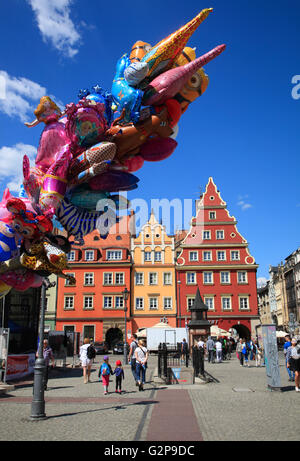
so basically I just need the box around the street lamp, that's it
[30,278,56,420]
[177,279,182,328]
[122,287,130,365]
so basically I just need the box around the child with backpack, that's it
[98,355,113,395]
[114,360,125,394]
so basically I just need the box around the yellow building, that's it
[131,210,177,331]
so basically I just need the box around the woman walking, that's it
[286,338,300,392]
[135,339,149,391]
[79,337,93,384]
[236,339,244,366]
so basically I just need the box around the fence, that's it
[157,342,189,380]
[192,345,205,377]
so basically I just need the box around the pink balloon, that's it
[123,155,144,172]
[36,121,69,172]
[0,270,43,291]
[140,137,178,162]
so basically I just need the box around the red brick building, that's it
[175,177,259,338]
[55,213,135,346]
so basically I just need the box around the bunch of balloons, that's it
[0,8,225,297]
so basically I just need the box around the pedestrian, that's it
[215,338,222,363]
[181,338,189,366]
[242,339,250,367]
[227,338,232,360]
[284,335,295,382]
[114,360,125,394]
[286,338,300,392]
[99,355,113,395]
[135,339,149,391]
[197,337,205,350]
[79,337,93,384]
[236,338,244,366]
[36,339,55,391]
[206,336,215,363]
[128,334,139,386]
[254,341,262,367]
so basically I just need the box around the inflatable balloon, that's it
[0,222,18,261]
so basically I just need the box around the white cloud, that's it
[0,143,37,193]
[257,277,268,288]
[237,195,253,211]
[27,0,81,58]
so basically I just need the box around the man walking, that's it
[206,336,215,363]
[37,339,55,391]
[284,335,295,381]
[215,338,223,363]
[128,334,139,385]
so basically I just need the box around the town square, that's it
[0,0,299,446]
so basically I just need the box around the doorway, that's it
[105,327,123,349]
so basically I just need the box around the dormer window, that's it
[85,250,94,261]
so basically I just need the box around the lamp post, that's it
[177,279,182,328]
[122,287,130,365]
[30,278,56,420]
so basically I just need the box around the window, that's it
[65,273,75,286]
[203,230,211,240]
[204,297,214,310]
[203,251,212,261]
[164,298,172,310]
[84,273,94,286]
[231,250,240,261]
[187,272,196,284]
[135,273,144,285]
[135,298,144,310]
[84,296,93,310]
[103,296,113,309]
[85,250,94,261]
[216,230,224,240]
[237,271,248,284]
[154,251,162,262]
[144,251,151,262]
[115,273,124,285]
[107,250,122,260]
[149,297,158,310]
[103,273,113,285]
[203,272,213,284]
[217,251,226,261]
[163,272,172,285]
[220,271,230,284]
[187,297,195,310]
[68,251,75,261]
[149,272,158,285]
[189,251,198,261]
[239,297,249,310]
[222,297,231,310]
[115,296,124,309]
[209,211,216,220]
[64,296,74,310]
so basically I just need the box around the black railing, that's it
[158,343,185,379]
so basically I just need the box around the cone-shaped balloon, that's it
[143,44,226,106]
[141,8,213,80]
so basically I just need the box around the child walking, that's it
[98,355,113,395]
[114,360,125,394]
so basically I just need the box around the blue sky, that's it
[0,0,299,284]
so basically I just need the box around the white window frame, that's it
[221,296,232,311]
[163,297,173,310]
[135,272,144,285]
[149,272,158,285]
[186,272,196,285]
[115,272,125,285]
[85,250,94,261]
[68,251,75,261]
[202,251,212,261]
[107,250,122,261]
[144,251,152,262]
[149,297,158,310]
[189,251,198,262]
[187,296,195,310]
[163,272,172,285]
[135,297,144,310]
[103,296,113,309]
[84,272,94,286]
[220,271,231,284]
[239,296,250,310]
[204,296,215,311]
[217,250,226,261]
[154,251,162,262]
[65,273,75,286]
[231,250,240,261]
[209,211,216,220]
[202,230,211,240]
[115,296,124,309]
[237,271,248,284]
[216,230,224,240]
[83,296,94,310]
[203,272,213,284]
[64,296,74,310]
[103,272,113,285]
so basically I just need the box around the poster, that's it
[262,324,281,390]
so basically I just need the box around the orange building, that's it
[55,212,136,346]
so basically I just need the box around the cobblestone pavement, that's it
[0,352,299,441]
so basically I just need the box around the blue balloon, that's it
[0,223,18,262]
